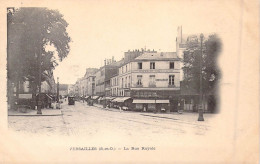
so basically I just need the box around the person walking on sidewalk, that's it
[119,104,123,113]
[177,101,182,114]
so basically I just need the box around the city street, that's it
[8,101,215,142]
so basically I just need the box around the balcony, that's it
[149,84,156,88]
[135,84,143,88]
[148,83,156,88]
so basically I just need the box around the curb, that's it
[93,105,122,113]
[8,114,62,116]
[140,114,179,120]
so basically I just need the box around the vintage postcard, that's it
[0,0,259,163]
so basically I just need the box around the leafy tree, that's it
[182,34,221,112]
[7,7,71,107]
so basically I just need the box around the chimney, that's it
[104,59,106,66]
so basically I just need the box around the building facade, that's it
[84,68,98,96]
[94,58,122,97]
[110,74,119,97]
[117,52,181,111]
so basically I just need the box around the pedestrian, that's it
[143,106,146,112]
[119,104,122,113]
[177,101,182,114]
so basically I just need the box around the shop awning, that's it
[98,97,103,101]
[104,97,115,100]
[92,96,99,99]
[85,96,90,99]
[111,97,121,102]
[132,99,169,104]
[117,97,132,102]
[155,100,169,103]
[132,99,156,103]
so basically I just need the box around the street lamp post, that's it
[198,33,204,121]
[37,52,42,115]
[57,77,59,103]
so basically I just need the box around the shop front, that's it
[132,99,169,112]
[130,90,180,112]
[111,97,132,110]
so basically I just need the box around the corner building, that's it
[118,52,181,112]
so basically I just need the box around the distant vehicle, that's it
[68,96,75,105]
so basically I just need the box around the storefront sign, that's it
[155,79,168,81]
[133,70,179,73]
[19,94,32,99]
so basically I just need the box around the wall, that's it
[95,67,105,96]
[131,72,180,88]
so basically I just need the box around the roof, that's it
[134,52,180,61]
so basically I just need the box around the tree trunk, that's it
[31,81,37,109]
[15,78,19,110]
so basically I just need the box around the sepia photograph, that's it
[0,0,259,163]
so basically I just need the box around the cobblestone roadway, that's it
[8,102,213,142]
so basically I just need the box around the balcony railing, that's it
[135,84,143,88]
[149,83,156,87]
[168,84,176,88]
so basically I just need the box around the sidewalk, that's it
[8,108,62,116]
[92,103,215,125]
[93,103,120,112]
[139,112,215,125]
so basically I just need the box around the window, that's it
[122,78,124,88]
[125,77,127,87]
[149,75,155,85]
[128,76,131,87]
[138,63,142,69]
[169,75,175,85]
[126,65,128,72]
[150,62,155,69]
[137,75,142,85]
[170,62,174,69]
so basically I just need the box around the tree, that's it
[182,34,221,112]
[7,7,71,107]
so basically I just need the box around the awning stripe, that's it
[132,99,169,104]
[117,97,131,102]
[92,96,99,99]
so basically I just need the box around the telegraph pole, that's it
[198,33,204,121]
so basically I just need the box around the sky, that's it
[47,0,227,84]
